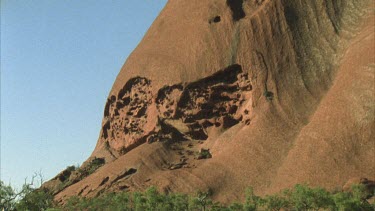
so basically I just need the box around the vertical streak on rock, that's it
[228,24,241,66]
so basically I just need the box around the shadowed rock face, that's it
[46,0,374,203]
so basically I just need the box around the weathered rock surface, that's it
[46,0,374,203]
[97,64,251,158]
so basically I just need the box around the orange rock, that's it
[47,0,375,204]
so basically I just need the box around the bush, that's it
[332,185,374,211]
[15,188,54,211]
[283,184,335,210]
[58,166,76,182]
[80,157,105,176]
[0,181,17,210]
[263,194,288,211]
[52,158,106,195]
[244,187,262,211]
[196,148,212,160]
[43,184,375,210]
[2,178,374,210]
[1,174,55,211]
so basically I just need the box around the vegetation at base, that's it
[1,179,374,211]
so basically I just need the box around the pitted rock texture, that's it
[101,77,153,153]
[98,64,252,156]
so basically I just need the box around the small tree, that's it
[0,181,17,210]
[1,173,55,211]
[15,187,54,211]
[15,173,54,211]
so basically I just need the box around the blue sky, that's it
[1,0,167,189]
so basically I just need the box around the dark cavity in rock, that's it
[226,0,245,21]
[209,16,221,24]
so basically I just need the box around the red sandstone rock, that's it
[44,0,375,203]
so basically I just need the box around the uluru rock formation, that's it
[44,0,375,203]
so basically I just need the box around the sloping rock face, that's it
[48,0,374,203]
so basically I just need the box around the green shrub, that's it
[15,187,54,211]
[196,148,212,160]
[263,194,288,211]
[1,175,55,211]
[2,178,374,211]
[83,157,105,175]
[53,158,106,195]
[332,185,374,211]
[244,187,262,211]
[0,181,17,210]
[284,184,335,210]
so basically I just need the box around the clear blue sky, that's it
[1,0,167,189]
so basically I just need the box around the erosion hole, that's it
[226,0,245,21]
[209,16,221,24]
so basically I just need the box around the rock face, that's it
[47,0,374,203]
[98,64,251,158]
